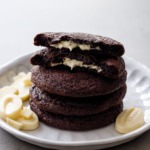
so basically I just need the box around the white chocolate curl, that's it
[115,107,144,134]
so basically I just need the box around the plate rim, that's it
[0,52,150,147]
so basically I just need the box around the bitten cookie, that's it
[31,66,127,97]
[30,84,126,116]
[30,101,123,131]
[30,48,125,78]
[34,32,125,57]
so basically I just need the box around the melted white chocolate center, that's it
[51,41,101,51]
[51,58,102,72]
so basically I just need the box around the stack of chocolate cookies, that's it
[30,32,127,131]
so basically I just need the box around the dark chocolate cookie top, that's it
[34,32,125,56]
[30,84,126,116]
[31,66,127,97]
[30,100,123,131]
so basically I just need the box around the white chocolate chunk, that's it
[51,41,101,51]
[12,72,26,81]
[0,94,23,120]
[18,89,29,102]
[12,72,32,102]
[23,72,32,86]
[12,79,30,101]
[21,108,33,119]
[0,107,6,120]
[16,110,39,131]
[6,118,23,130]
[115,107,144,134]
[23,79,32,86]
[0,86,18,99]
[27,72,31,77]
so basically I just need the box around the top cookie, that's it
[34,32,125,57]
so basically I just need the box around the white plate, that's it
[0,53,150,150]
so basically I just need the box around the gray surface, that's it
[0,0,150,149]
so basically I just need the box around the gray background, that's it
[0,0,150,149]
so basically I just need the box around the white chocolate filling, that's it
[51,41,101,51]
[51,58,102,72]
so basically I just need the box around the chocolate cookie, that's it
[34,32,124,57]
[30,84,126,116]
[31,66,127,97]
[30,101,123,131]
[31,48,125,78]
